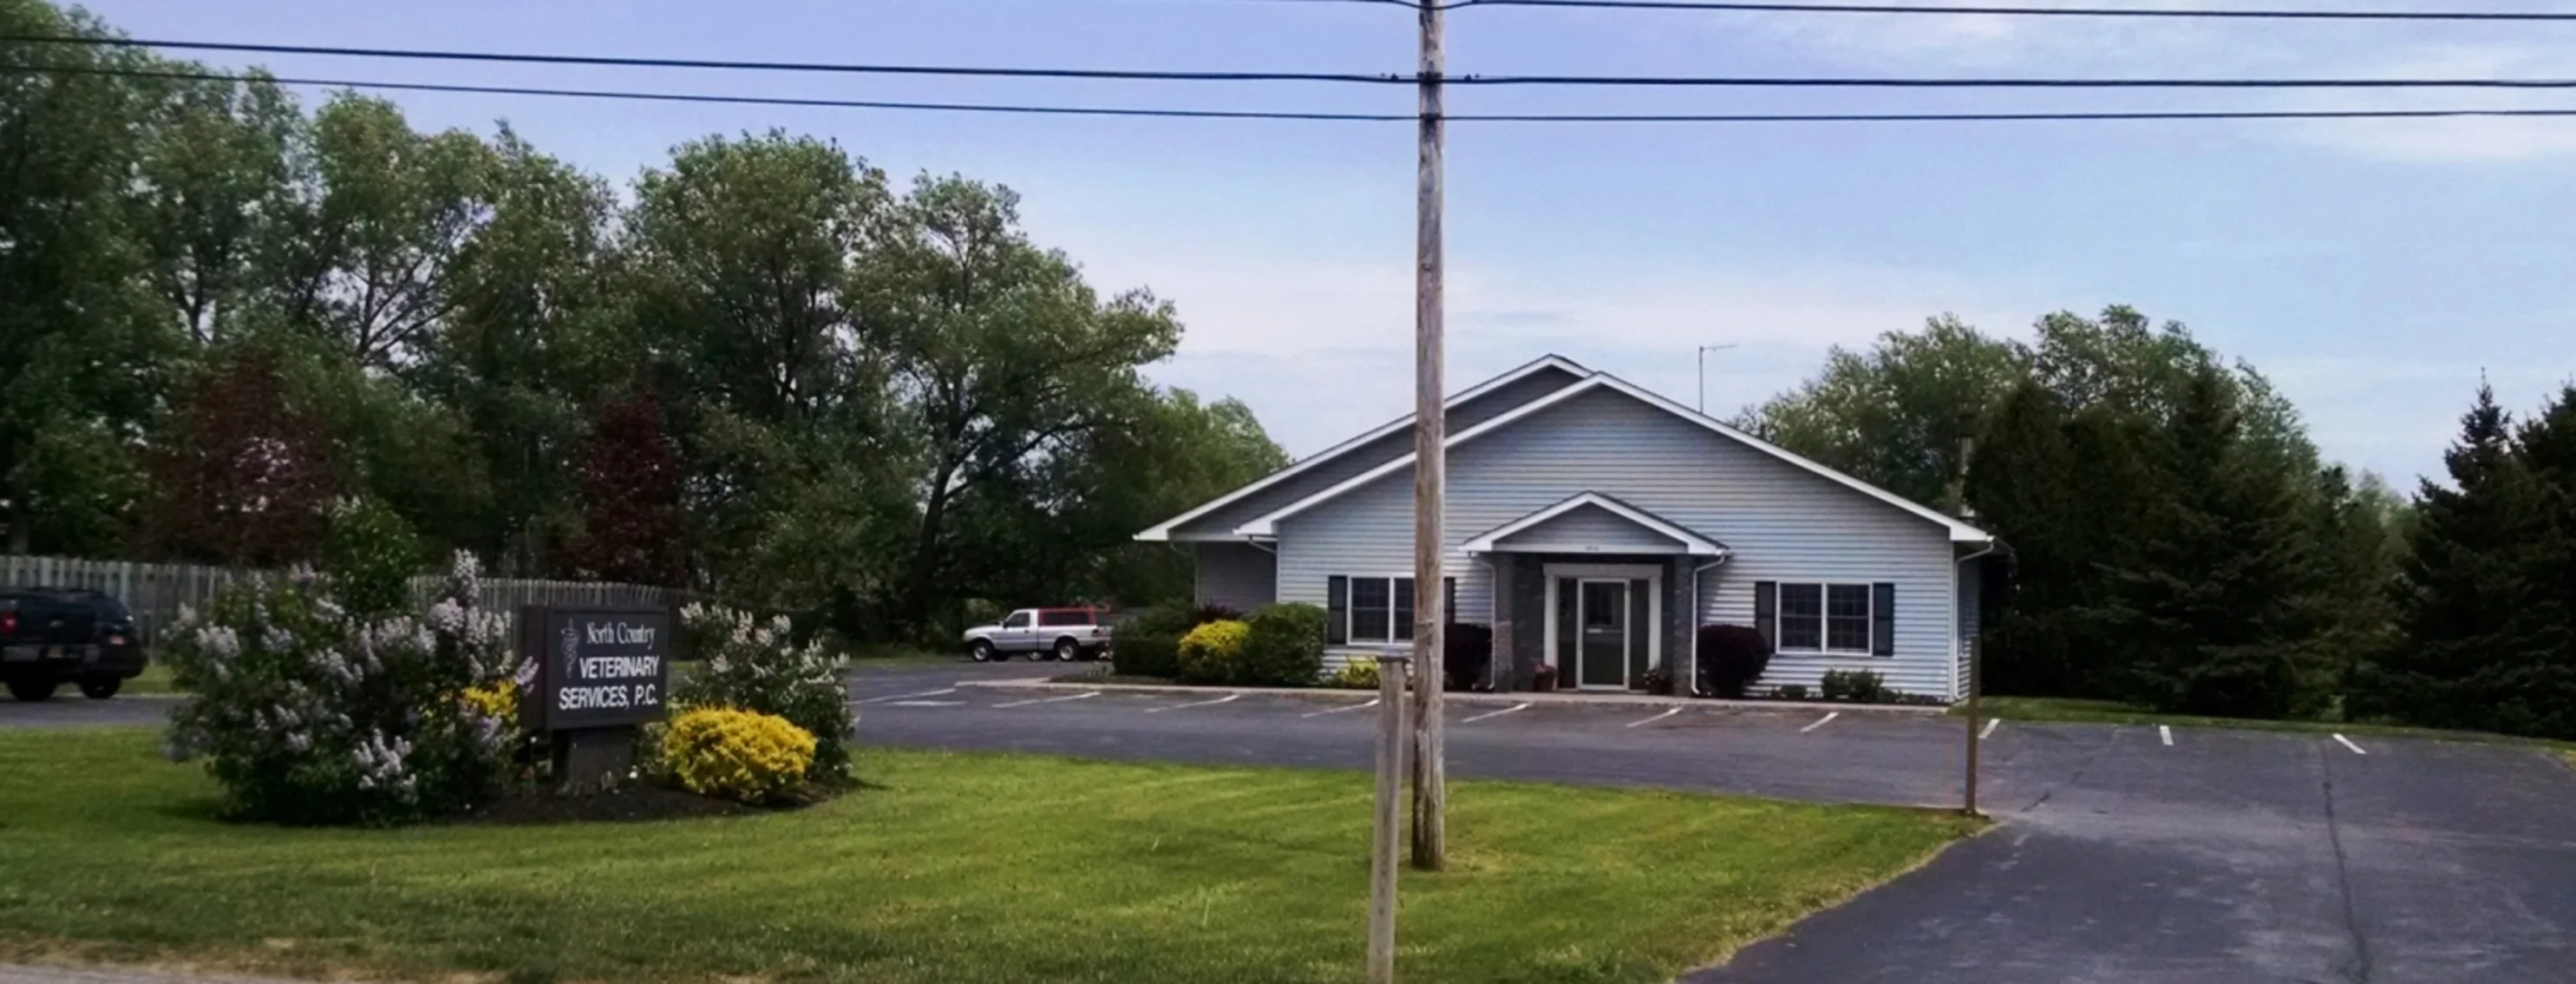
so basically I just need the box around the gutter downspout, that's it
[1687,552,1731,697]
[1952,539,2002,702]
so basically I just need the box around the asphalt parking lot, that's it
[11,661,2573,983]
[840,665,2576,984]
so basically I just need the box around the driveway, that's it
[845,675,2576,984]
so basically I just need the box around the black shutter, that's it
[1395,578,1416,642]
[1442,576,1457,625]
[1754,581,1778,651]
[1327,576,1349,645]
[1872,582,1897,657]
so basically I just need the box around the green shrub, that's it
[1444,622,1494,692]
[1178,620,1251,685]
[1327,658,1382,691]
[675,604,853,780]
[163,553,521,826]
[321,496,422,620]
[1774,683,1810,701]
[1242,603,1329,686]
[1820,669,1890,704]
[660,707,816,804]
[1110,603,1192,679]
[1696,624,1772,699]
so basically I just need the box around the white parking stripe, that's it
[1301,699,1378,718]
[1978,717,2002,740]
[886,699,965,707]
[1460,702,1531,724]
[2160,725,2174,746]
[994,691,1101,709]
[851,687,958,705]
[2333,733,2368,755]
[1799,711,1840,733]
[1147,693,1242,714]
[1625,707,1683,729]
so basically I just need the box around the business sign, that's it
[520,607,672,731]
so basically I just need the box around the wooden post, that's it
[1370,654,1411,984]
[1409,0,1448,875]
[1964,632,1983,816]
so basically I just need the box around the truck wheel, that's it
[1054,638,1080,662]
[79,678,121,700]
[6,678,58,702]
[970,640,997,663]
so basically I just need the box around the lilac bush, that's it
[674,603,853,779]
[163,553,524,825]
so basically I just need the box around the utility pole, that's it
[1409,0,1448,873]
[1697,344,1739,415]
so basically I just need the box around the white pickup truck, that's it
[962,607,1113,662]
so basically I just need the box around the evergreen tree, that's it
[2091,368,2318,718]
[2489,387,2576,738]
[2369,385,2542,730]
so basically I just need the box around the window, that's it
[1335,576,1416,645]
[1762,582,1891,656]
[1778,584,1823,651]
[1037,610,1092,627]
[1002,612,1030,629]
[1826,585,1872,652]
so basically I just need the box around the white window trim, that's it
[1773,581,1878,658]
[1343,574,1418,646]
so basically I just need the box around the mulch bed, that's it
[456,782,831,826]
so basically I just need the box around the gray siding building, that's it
[1138,356,2001,702]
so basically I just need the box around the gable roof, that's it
[1231,368,1996,544]
[1134,355,1589,541]
[1462,492,1728,556]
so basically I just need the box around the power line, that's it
[11,35,2576,90]
[0,36,1411,85]
[18,63,2576,126]
[1443,0,2576,22]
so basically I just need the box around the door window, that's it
[1003,612,1031,629]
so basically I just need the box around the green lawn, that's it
[0,730,1978,984]
[1957,696,2576,751]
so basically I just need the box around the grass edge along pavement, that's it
[1959,696,2576,752]
[0,728,1981,984]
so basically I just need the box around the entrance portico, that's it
[1463,493,1729,693]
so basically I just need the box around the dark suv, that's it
[1,588,147,701]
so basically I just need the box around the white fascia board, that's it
[1132,354,1588,541]
[1235,371,1996,545]
[1461,492,1725,555]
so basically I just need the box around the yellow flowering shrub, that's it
[1328,658,1381,691]
[1177,619,1251,684]
[460,679,516,720]
[659,707,817,804]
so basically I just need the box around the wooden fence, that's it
[0,555,693,645]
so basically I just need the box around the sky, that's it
[69,0,2576,487]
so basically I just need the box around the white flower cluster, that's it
[352,731,416,794]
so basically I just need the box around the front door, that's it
[1578,580,1630,689]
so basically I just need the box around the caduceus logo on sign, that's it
[560,623,581,680]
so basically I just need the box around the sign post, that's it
[520,607,673,790]
[1369,654,1411,984]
